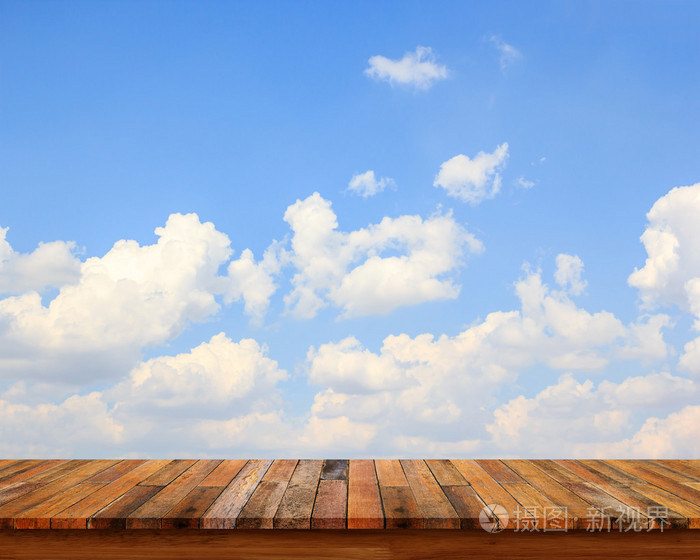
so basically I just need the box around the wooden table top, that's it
[0,459,698,531]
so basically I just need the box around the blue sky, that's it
[1,1,699,458]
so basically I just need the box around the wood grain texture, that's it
[162,486,224,529]
[237,460,297,529]
[311,479,347,529]
[425,460,468,486]
[89,486,163,529]
[347,460,383,529]
[274,460,322,529]
[401,460,459,529]
[201,459,273,529]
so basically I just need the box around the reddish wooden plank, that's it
[401,460,459,529]
[82,460,145,484]
[555,460,687,530]
[312,479,347,529]
[425,460,468,486]
[0,460,114,529]
[199,460,247,487]
[347,460,383,529]
[381,486,423,529]
[139,460,196,486]
[0,460,66,488]
[128,460,221,529]
[89,486,163,529]
[374,460,407,487]
[52,460,170,529]
[201,459,272,529]
[162,486,224,529]
[237,460,297,529]
[442,485,488,529]
[273,460,322,529]
[14,482,106,529]
[476,460,525,484]
[451,460,521,530]
[0,461,44,483]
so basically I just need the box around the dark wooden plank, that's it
[89,486,163,529]
[347,460,383,529]
[476,460,525,484]
[442,485,488,529]
[401,460,459,529]
[199,460,247,487]
[311,479,347,529]
[83,460,145,484]
[128,460,221,529]
[451,460,521,530]
[320,460,348,481]
[273,460,323,529]
[162,487,224,529]
[201,459,272,529]
[237,460,297,529]
[555,460,688,530]
[52,460,170,529]
[425,460,468,486]
[139,460,196,486]
[381,486,423,529]
[0,460,114,529]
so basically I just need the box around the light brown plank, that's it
[607,460,700,505]
[89,486,163,529]
[199,460,247,487]
[375,460,407,487]
[14,483,107,529]
[476,460,525,484]
[658,460,700,479]
[401,460,459,529]
[201,459,272,529]
[83,460,145,484]
[273,460,323,529]
[0,460,66,488]
[629,482,700,529]
[128,460,221,529]
[52,460,170,529]
[442,485,488,529]
[139,460,196,486]
[347,460,383,529]
[425,460,468,486]
[312,479,347,529]
[642,460,700,483]
[237,460,297,529]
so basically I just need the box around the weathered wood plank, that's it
[579,459,645,485]
[442,485,488,529]
[14,483,106,529]
[658,460,700,479]
[0,461,44,483]
[83,460,145,484]
[199,460,247,487]
[642,460,700,483]
[381,486,423,529]
[162,486,224,529]
[607,460,700,505]
[320,460,348,481]
[629,482,700,529]
[0,460,66,488]
[52,460,170,529]
[311,479,347,529]
[139,460,196,486]
[89,486,163,529]
[237,460,297,529]
[202,459,272,529]
[262,459,298,483]
[401,460,459,529]
[375,460,407,487]
[425,460,468,486]
[0,460,113,529]
[476,460,525,484]
[347,460,383,529]
[555,460,687,530]
[273,460,322,529]
[501,482,557,530]
[451,460,521,530]
[128,460,221,529]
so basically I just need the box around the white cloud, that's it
[489,36,522,70]
[554,253,587,295]
[281,192,482,318]
[515,176,535,189]
[347,170,395,198]
[365,46,449,90]
[0,227,81,295]
[434,143,509,204]
[225,247,280,324]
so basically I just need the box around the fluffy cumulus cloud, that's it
[365,46,449,90]
[555,253,587,295]
[434,143,509,204]
[489,36,522,70]
[347,170,395,198]
[0,227,81,294]
[281,192,482,318]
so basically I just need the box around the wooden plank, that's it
[642,460,700,483]
[0,460,66,488]
[82,460,145,484]
[89,486,163,529]
[320,460,348,481]
[658,460,700,479]
[607,460,700,505]
[139,460,196,486]
[199,460,247,487]
[425,460,468,486]
[202,459,272,529]
[442,485,488,529]
[374,460,407,486]
[128,460,221,529]
[273,460,323,529]
[505,460,604,530]
[381,486,423,529]
[311,479,347,529]
[52,460,170,529]
[579,459,645,485]
[0,461,44,483]
[347,460,383,529]
[0,461,89,508]
[20,460,91,485]
[451,459,521,530]
[555,460,687,530]
[162,486,224,529]
[401,460,459,529]
[237,460,297,529]
[502,482,557,530]
[0,460,113,529]
[629,482,700,529]
[475,460,525,484]
[14,482,106,529]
